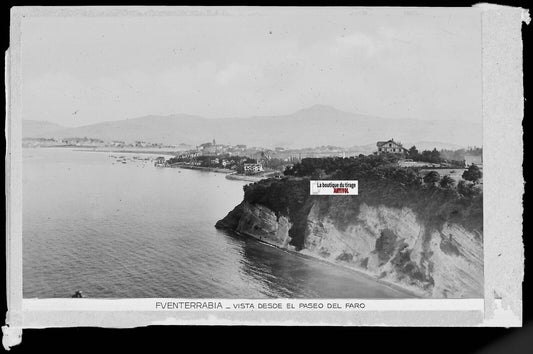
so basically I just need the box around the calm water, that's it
[23,148,410,299]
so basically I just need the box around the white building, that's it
[464,154,482,167]
[398,159,440,168]
[243,163,263,174]
[377,139,407,154]
[154,156,166,166]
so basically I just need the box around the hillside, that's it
[23,105,482,148]
[22,120,65,138]
[216,155,483,298]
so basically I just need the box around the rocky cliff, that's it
[217,201,294,249]
[216,177,483,298]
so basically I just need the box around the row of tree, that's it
[406,146,443,164]
[421,165,482,201]
[440,147,482,162]
[405,146,483,166]
[423,165,482,186]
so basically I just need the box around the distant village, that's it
[156,138,482,181]
[23,136,482,179]
[22,137,180,149]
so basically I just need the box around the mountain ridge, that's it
[22,105,482,149]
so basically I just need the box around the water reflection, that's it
[219,230,413,299]
[23,148,413,299]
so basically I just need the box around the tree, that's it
[310,169,327,180]
[418,148,442,164]
[457,180,477,198]
[439,175,455,189]
[407,146,419,160]
[462,164,482,184]
[423,171,440,186]
[430,148,442,163]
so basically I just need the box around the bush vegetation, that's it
[462,164,483,184]
[241,154,483,249]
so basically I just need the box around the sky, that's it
[20,8,482,127]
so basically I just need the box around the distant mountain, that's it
[23,105,482,149]
[22,120,65,138]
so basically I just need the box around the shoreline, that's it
[74,148,179,155]
[23,146,180,156]
[169,164,234,174]
[227,229,425,299]
[225,173,264,182]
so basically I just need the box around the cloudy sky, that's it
[20,7,482,127]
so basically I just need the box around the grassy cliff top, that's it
[242,155,482,242]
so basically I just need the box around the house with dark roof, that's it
[376,139,407,155]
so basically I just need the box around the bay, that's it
[22,148,410,299]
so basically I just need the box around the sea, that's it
[22,148,411,299]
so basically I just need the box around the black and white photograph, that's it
[18,7,485,300]
[3,5,526,343]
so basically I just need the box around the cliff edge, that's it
[216,156,483,298]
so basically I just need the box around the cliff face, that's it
[216,202,293,249]
[216,198,483,298]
